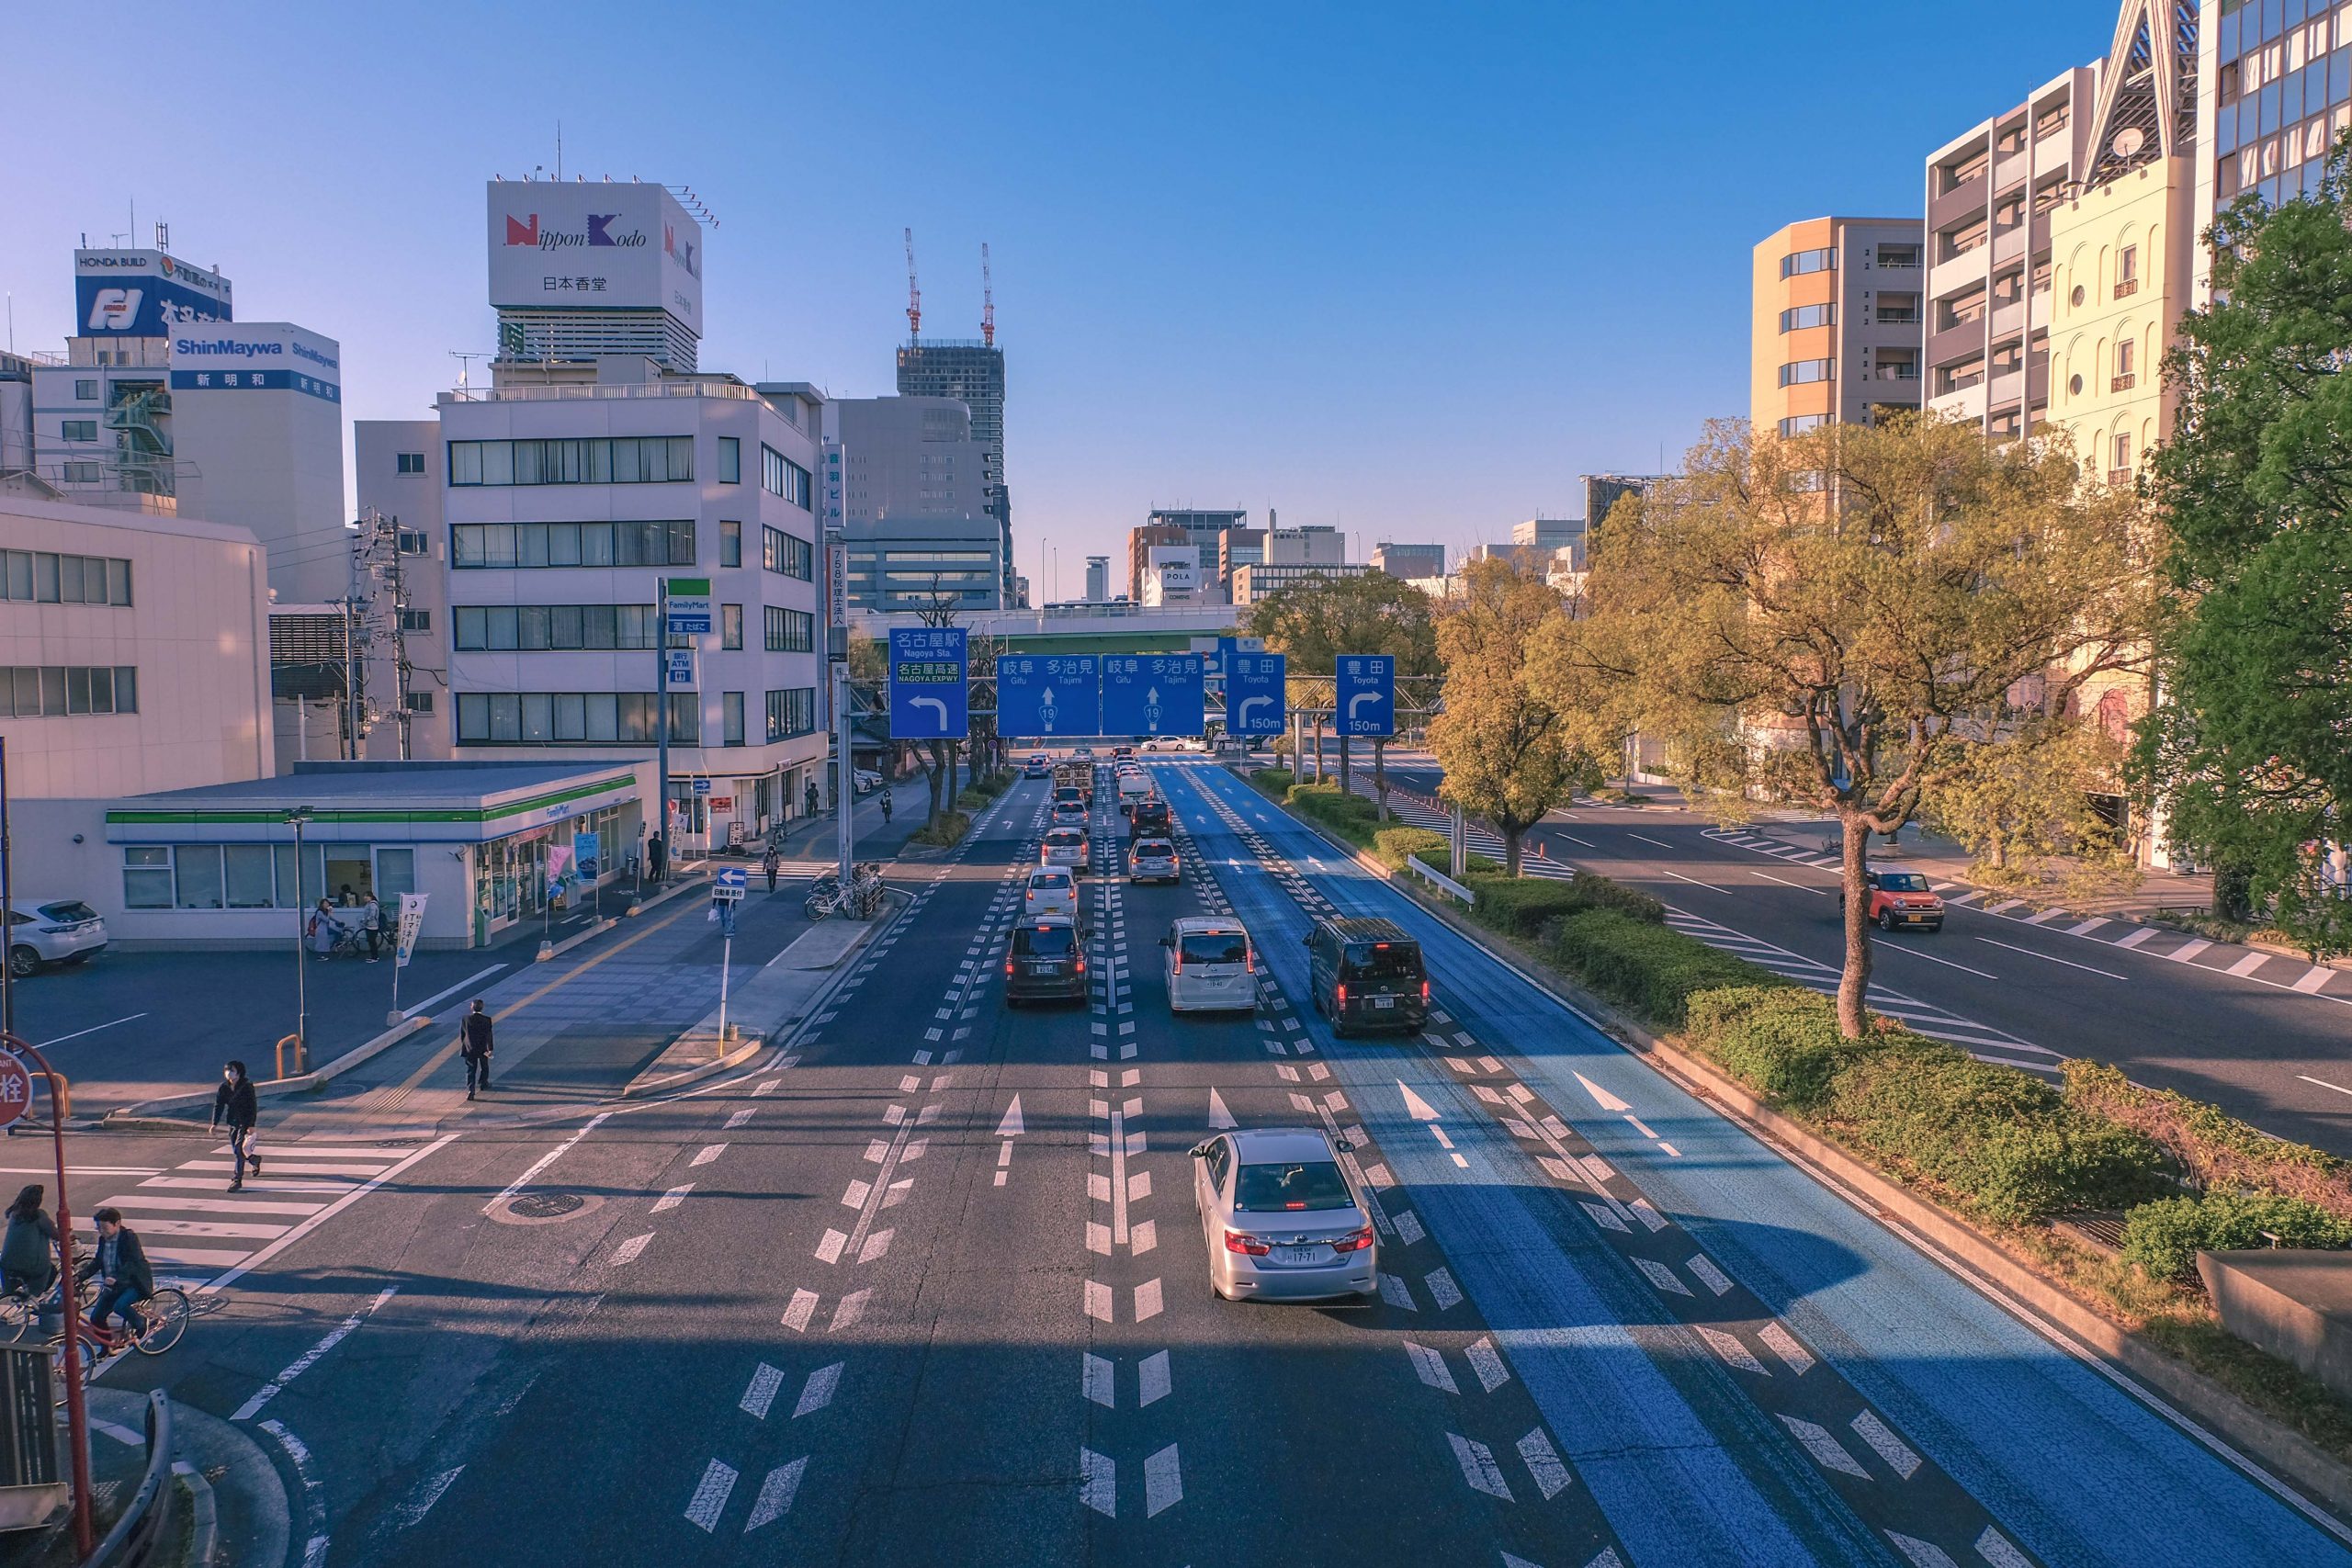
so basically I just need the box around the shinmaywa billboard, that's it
[484,180,703,333]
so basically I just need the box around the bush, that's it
[1545,909,1782,1026]
[1462,871,1667,938]
[1250,767,1294,797]
[1286,783,1381,852]
[2121,1191,2352,1280]
[1681,987,1885,1111]
[1374,826,1448,871]
[2066,1061,2352,1224]
[907,810,971,848]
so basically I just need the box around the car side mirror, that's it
[1333,1137,1354,1154]
[1300,934,1312,948]
[1188,1142,1211,1158]
[1159,935,1171,947]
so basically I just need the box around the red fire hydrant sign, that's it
[0,1052,32,1128]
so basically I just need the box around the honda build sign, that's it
[485,180,702,331]
[75,249,233,337]
[169,322,342,403]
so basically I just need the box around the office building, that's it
[1923,66,2098,439]
[1083,556,1110,602]
[1750,217,1927,439]
[895,339,1012,604]
[824,395,1001,613]
[1140,545,1205,607]
[1510,518,1584,554]
[1229,559,1369,607]
[1216,526,1265,596]
[1371,542,1445,581]
[486,178,703,370]
[1146,508,1248,584]
[1579,475,1668,536]
[1266,525,1344,567]
[2207,0,2352,250]
[1127,521,1192,601]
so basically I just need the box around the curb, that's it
[174,1461,218,1567]
[619,1034,766,1099]
[1260,788,2352,1527]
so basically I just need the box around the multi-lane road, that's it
[1363,754,2352,1158]
[79,758,2352,1565]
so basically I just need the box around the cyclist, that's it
[81,1208,153,1356]
[880,789,894,825]
[1,1186,57,1303]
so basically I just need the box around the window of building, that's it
[2,666,137,716]
[1943,150,1990,191]
[2111,431,2133,479]
[61,463,102,484]
[1780,247,1837,278]
[406,691,435,713]
[74,379,97,400]
[60,420,97,443]
[450,520,695,569]
[122,841,413,912]
[723,692,745,747]
[397,529,430,556]
[453,604,663,651]
[446,436,694,487]
[1941,219,1988,261]
[718,436,741,485]
[400,608,432,632]
[1778,358,1834,388]
[761,445,812,507]
[2114,338,2136,390]
[764,606,816,653]
[396,452,426,474]
[1877,243,1922,269]
[1874,294,1921,325]
[2115,244,2139,297]
[722,604,743,650]
[456,691,697,745]
[1777,414,1828,438]
[1778,304,1836,333]
[763,525,814,579]
[764,687,817,741]
[720,521,741,569]
[1,551,132,605]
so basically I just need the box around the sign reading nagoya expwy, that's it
[997,655,1102,739]
[889,626,969,739]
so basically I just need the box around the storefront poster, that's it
[546,844,573,897]
[395,893,428,968]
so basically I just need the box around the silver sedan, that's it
[1190,1127,1378,1303]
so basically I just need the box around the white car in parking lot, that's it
[1024,867,1080,919]
[1190,1126,1378,1303]
[1040,828,1090,872]
[5,897,107,977]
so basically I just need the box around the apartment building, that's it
[1750,217,1927,439]
[1371,542,1444,581]
[1923,66,2099,439]
[1216,527,1265,597]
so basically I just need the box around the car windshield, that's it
[1031,872,1070,890]
[1046,831,1082,846]
[1233,1160,1352,1212]
[1180,931,1249,964]
[1015,926,1076,955]
[1878,873,1931,893]
[38,901,98,923]
[1342,942,1422,979]
[1135,840,1173,857]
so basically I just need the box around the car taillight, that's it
[1331,1225,1374,1254]
[1076,954,1087,974]
[1421,980,1430,1003]
[1224,1230,1270,1256]
[1005,959,1015,975]
[1335,983,1348,1008]
[1243,946,1253,975]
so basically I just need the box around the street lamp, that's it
[288,807,313,1072]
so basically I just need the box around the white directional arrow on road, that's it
[1399,1081,1442,1121]
[1208,1087,1237,1130]
[1572,1071,1632,1112]
[996,1095,1026,1138]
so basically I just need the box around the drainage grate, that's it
[509,1191,584,1219]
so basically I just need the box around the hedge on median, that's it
[1460,871,1667,939]
[2120,1190,2352,1280]
[2065,1061,2352,1225]
[1545,908,1779,1027]
[1250,766,1295,797]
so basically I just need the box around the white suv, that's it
[6,898,107,977]
[1024,867,1079,919]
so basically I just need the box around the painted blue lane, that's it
[1180,761,2352,1567]
[1163,767,1860,1566]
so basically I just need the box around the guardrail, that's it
[88,1390,175,1568]
[1407,855,1476,906]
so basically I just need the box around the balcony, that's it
[1988,370,2025,409]
[2108,468,2135,487]
[1929,177,1989,232]
[1928,321,1984,370]
[1871,364,1921,382]
[2111,372,2137,392]
[1992,224,2028,267]
[2113,277,2139,299]
[1991,298,2028,339]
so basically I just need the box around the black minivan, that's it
[1302,916,1429,1036]
[1005,916,1087,1007]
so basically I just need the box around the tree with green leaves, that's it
[1426,555,1600,874]
[1532,414,2153,1037]
[2136,138,2352,953]
[1246,570,1437,801]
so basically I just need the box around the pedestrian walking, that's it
[805,781,821,820]
[763,846,781,893]
[307,899,338,960]
[1,1186,58,1302]
[460,998,494,1099]
[880,788,894,825]
[211,1060,261,1191]
[361,892,384,961]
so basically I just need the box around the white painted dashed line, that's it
[743,1458,808,1532]
[793,1362,843,1418]
[1404,1339,1458,1393]
[1758,1321,1815,1375]
[651,1184,693,1213]
[232,1285,399,1423]
[2113,927,2158,949]
[1779,1415,1870,1478]
[1850,1409,1922,1479]
[691,1143,727,1167]
[831,1289,870,1331]
[781,1289,818,1332]
[684,1459,739,1532]
[1974,935,2125,980]
[1696,1324,1768,1376]
[1445,1431,1514,1500]
[1517,1427,1573,1499]
[1080,1448,1116,1516]
[725,1108,755,1129]
[740,1362,784,1419]
[1464,1335,1510,1392]
[610,1233,653,1267]
[1686,1254,1735,1295]
[1139,1348,1171,1406]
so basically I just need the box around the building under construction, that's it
[895,338,1010,604]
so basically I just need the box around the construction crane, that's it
[903,227,922,343]
[980,242,995,346]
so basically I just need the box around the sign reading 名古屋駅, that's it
[889,626,969,739]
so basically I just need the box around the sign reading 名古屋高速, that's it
[888,626,968,740]
[997,655,1102,739]
[1336,654,1396,737]
[1102,654,1204,738]
[1223,652,1287,737]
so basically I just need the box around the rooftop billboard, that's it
[485,180,702,334]
[74,250,234,337]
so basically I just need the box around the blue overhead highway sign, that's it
[888,626,968,739]
[1224,651,1286,737]
[998,654,1101,738]
[1336,654,1395,737]
[1102,653,1204,738]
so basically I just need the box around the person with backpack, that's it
[1,1187,57,1302]
[460,999,494,1099]
[211,1061,261,1191]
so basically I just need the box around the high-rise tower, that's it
[895,338,1010,603]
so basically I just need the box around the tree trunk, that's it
[1504,825,1522,877]
[925,743,947,828]
[1339,735,1351,799]
[1374,739,1388,823]
[1837,811,1874,1039]
[1313,718,1326,784]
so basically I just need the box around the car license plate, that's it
[1035,962,1061,972]
[1373,995,1396,1009]
[1272,1244,1322,1265]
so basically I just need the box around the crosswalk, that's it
[85,1142,424,1286]
[1332,777,2063,1077]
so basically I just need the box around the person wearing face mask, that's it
[210,1060,261,1191]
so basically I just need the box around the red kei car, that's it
[1840,869,1945,932]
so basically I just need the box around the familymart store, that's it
[97,761,648,951]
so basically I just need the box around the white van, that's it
[1162,917,1255,1013]
[1117,772,1152,814]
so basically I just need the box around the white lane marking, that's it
[392,1466,464,1528]
[1974,936,2126,980]
[2165,938,2214,964]
[1080,1449,1116,1517]
[1145,1444,1182,1517]
[831,1290,870,1331]
[260,1419,328,1568]
[1085,1280,1113,1322]
[1464,1335,1510,1392]
[2065,918,2110,936]
[1850,1410,1922,1479]
[399,964,510,1020]
[1695,1325,1767,1376]
[484,1113,613,1216]
[610,1234,653,1267]
[1627,832,1674,849]
[1779,1415,1870,1478]
[994,1094,1025,1137]
[744,1458,808,1532]
[858,1228,893,1263]
[753,1078,780,1096]
[1885,1532,1963,1568]
[724,1109,755,1129]
[740,1362,784,1419]
[1658,867,1730,894]
[1135,1278,1163,1321]
[2293,964,2336,994]
[1394,1210,1426,1246]
[1398,1080,1442,1120]
[1207,1087,1237,1129]
[793,1362,843,1417]
[1984,899,2027,915]
[1624,1115,1657,1138]
[781,1289,818,1331]
[1139,1349,1171,1406]
[1874,942,2000,979]
[2023,908,2070,926]
[1751,870,1826,896]
[1378,1273,1417,1311]
[1082,1353,1114,1408]
[2297,1075,2352,1099]
[1425,1268,1464,1311]
[1445,1432,1514,1500]
[652,1184,693,1213]
[1571,1071,1633,1112]
[684,1459,739,1532]
[232,1285,398,1422]
[1517,1427,1573,1499]
[32,1011,150,1048]
[2224,951,2270,978]
[2113,927,2158,949]
[1974,1525,2035,1568]
[1634,1258,1692,1297]
[1758,1321,1815,1375]
[1404,1339,1459,1393]
[691,1144,727,1167]
[815,1230,846,1264]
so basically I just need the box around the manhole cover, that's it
[509,1191,584,1219]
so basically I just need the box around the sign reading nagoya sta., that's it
[485,180,703,333]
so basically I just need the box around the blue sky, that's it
[3,1,2115,586]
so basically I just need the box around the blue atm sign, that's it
[1102,654,1204,738]
[998,655,1101,739]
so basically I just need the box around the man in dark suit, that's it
[83,1208,154,1349]
[460,999,495,1099]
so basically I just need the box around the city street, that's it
[70,761,2352,1565]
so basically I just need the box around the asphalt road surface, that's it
[74,760,2352,1566]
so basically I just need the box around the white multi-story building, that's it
[825,395,1002,613]
[1140,545,1204,607]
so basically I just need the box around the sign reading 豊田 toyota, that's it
[1102,654,1204,738]
[1224,652,1287,737]
[486,180,702,332]
[889,626,968,739]
[999,655,1101,739]
[1336,654,1395,737]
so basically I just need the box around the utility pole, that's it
[656,578,671,883]
[829,526,854,888]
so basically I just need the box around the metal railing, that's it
[438,379,757,405]
[87,1391,175,1568]
[1407,854,1477,906]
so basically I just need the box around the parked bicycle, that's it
[804,873,842,921]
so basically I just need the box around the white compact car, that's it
[1024,867,1079,919]
[1162,917,1253,1012]
[1040,827,1090,871]
[1191,1127,1378,1303]
[5,897,107,977]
